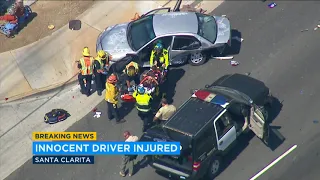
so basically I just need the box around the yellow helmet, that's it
[127,66,136,76]
[82,47,90,56]
[97,50,107,59]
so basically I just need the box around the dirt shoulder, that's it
[0,1,94,53]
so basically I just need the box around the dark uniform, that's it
[93,57,106,96]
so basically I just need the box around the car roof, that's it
[212,73,270,106]
[163,97,224,137]
[153,12,198,37]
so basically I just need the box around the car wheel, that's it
[207,157,221,179]
[188,52,206,66]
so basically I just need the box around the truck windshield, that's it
[127,15,156,51]
[196,13,217,43]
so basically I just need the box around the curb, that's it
[1,0,173,104]
[24,0,37,6]
[0,74,78,104]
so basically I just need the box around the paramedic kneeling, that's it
[153,98,176,124]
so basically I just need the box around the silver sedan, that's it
[96,8,231,67]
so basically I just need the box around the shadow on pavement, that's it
[207,29,242,58]
[16,12,37,34]
[133,156,150,176]
[266,96,283,124]
[119,102,135,119]
[225,29,242,56]
[163,68,186,103]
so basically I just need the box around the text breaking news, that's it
[32,132,97,141]
[32,142,181,155]
[33,156,94,164]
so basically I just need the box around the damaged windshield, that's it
[196,13,217,43]
[127,15,156,51]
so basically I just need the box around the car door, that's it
[249,104,270,145]
[141,7,171,17]
[137,36,173,67]
[214,110,237,151]
[171,35,202,64]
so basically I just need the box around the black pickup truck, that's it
[140,73,273,180]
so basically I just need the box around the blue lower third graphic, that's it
[33,156,94,164]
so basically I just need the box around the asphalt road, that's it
[5,1,320,180]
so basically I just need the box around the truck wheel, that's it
[188,52,206,66]
[207,157,221,179]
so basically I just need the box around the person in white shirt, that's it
[153,98,177,123]
[119,131,139,177]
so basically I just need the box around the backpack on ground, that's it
[44,109,70,124]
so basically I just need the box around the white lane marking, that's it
[249,145,298,180]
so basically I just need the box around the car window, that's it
[172,36,201,50]
[127,15,156,51]
[138,36,173,63]
[194,125,216,159]
[196,13,217,43]
[215,112,234,139]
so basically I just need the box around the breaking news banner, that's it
[32,132,97,141]
[32,142,181,155]
[32,132,180,164]
[33,155,95,164]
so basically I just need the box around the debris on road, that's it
[300,90,303,94]
[131,13,140,21]
[214,56,234,60]
[5,97,8,101]
[48,25,55,30]
[268,2,277,8]
[230,61,240,66]
[92,107,98,112]
[301,29,308,32]
[93,111,102,118]
[232,36,244,42]
[313,120,319,124]
[69,20,81,30]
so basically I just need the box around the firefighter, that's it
[149,42,169,70]
[132,86,152,131]
[105,74,126,124]
[93,50,108,96]
[77,47,94,96]
[123,61,140,92]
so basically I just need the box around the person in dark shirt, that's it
[93,50,108,96]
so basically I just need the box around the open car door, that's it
[141,7,171,17]
[249,105,270,145]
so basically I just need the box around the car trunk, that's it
[140,127,194,178]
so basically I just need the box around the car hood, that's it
[214,16,231,44]
[99,23,134,59]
